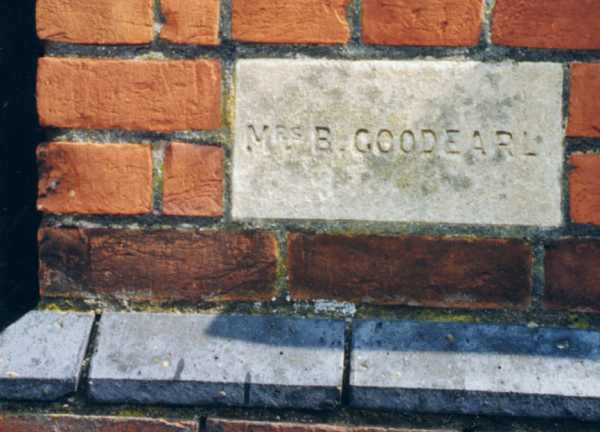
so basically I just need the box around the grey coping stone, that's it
[350,320,600,421]
[88,312,345,409]
[233,59,564,227]
[0,310,95,401]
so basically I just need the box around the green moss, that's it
[567,313,592,330]
[412,309,477,324]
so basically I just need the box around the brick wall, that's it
[0,2,592,430]
[34,0,600,317]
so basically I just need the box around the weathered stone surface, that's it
[0,311,94,401]
[88,313,345,409]
[233,60,564,226]
[351,320,600,420]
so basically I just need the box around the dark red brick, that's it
[545,239,600,313]
[492,0,600,50]
[39,228,278,302]
[0,415,197,431]
[288,233,532,310]
[207,419,455,432]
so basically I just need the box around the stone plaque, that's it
[233,60,564,226]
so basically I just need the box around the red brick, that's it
[568,63,600,138]
[545,239,600,313]
[0,415,197,431]
[288,233,532,309]
[207,419,455,432]
[161,0,220,45]
[36,0,153,44]
[492,0,600,50]
[37,142,152,215]
[37,57,221,132]
[39,227,277,302]
[569,153,600,225]
[232,0,351,44]
[163,143,223,217]
[362,0,483,47]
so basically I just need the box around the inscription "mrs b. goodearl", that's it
[246,124,541,158]
[234,60,564,226]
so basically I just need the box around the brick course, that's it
[0,415,197,431]
[162,143,224,217]
[207,419,455,432]
[288,233,532,309]
[362,0,483,47]
[37,142,152,215]
[545,239,600,313]
[37,57,222,132]
[38,228,278,302]
[568,63,600,138]
[492,0,600,50]
[232,0,351,44]
[161,0,221,45]
[569,153,600,225]
[36,0,153,44]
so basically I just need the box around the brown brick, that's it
[39,228,277,302]
[545,239,600,313]
[163,143,224,217]
[492,0,600,50]
[569,153,600,225]
[37,57,221,132]
[0,415,197,431]
[36,0,153,44]
[207,419,455,432]
[232,0,351,44]
[37,142,152,215]
[161,0,220,45]
[288,233,532,309]
[362,0,483,47]
[568,63,600,138]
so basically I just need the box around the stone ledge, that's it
[350,320,600,421]
[0,311,94,401]
[88,312,345,409]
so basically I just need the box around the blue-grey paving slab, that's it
[350,320,600,421]
[0,311,94,401]
[88,312,345,409]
